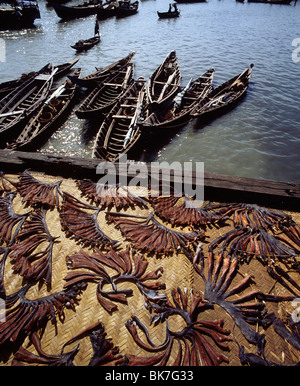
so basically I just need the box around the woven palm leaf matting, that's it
[0,171,299,366]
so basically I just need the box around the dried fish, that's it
[76,179,148,209]
[0,192,29,246]
[62,321,124,366]
[9,209,58,285]
[59,192,119,249]
[12,332,79,366]
[64,246,166,313]
[12,170,62,208]
[106,211,204,255]
[151,195,224,227]
[193,244,267,353]
[206,202,293,231]
[0,282,86,345]
[13,322,124,366]
[125,287,231,366]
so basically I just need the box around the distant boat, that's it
[50,0,102,20]
[175,0,206,3]
[0,0,40,28]
[157,4,180,18]
[248,0,293,3]
[115,0,139,18]
[266,0,293,4]
[71,35,101,52]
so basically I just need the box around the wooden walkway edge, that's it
[0,149,299,210]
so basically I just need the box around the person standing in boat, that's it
[94,18,100,37]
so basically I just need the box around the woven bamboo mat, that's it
[0,171,299,366]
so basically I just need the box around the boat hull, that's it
[50,2,101,19]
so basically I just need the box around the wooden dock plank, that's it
[0,149,299,210]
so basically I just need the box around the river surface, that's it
[0,0,299,183]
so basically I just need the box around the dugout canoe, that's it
[140,68,215,130]
[191,64,254,120]
[71,35,101,52]
[6,68,81,151]
[68,51,135,89]
[0,58,79,99]
[157,9,180,18]
[147,50,181,108]
[92,77,147,161]
[0,63,57,145]
[75,62,134,119]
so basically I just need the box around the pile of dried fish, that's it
[0,169,298,367]
[106,211,204,255]
[0,283,86,345]
[151,195,224,227]
[64,246,166,313]
[12,322,124,366]
[125,288,232,366]
[9,209,58,285]
[193,244,267,352]
[9,170,62,208]
[59,192,119,249]
[0,192,29,246]
[76,179,147,209]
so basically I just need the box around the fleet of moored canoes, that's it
[0,50,254,161]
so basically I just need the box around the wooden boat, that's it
[157,9,180,18]
[157,3,180,18]
[97,0,117,19]
[71,35,101,52]
[0,58,79,98]
[50,0,102,20]
[175,0,206,3]
[7,68,81,151]
[68,51,135,89]
[247,0,267,3]
[115,0,138,18]
[0,0,40,29]
[140,68,215,130]
[266,0,293,4]
[147,50,181,108]
[191,64,254,120]
[0,63,57,145]
[75,62,134,118]
[92,77,146,161]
